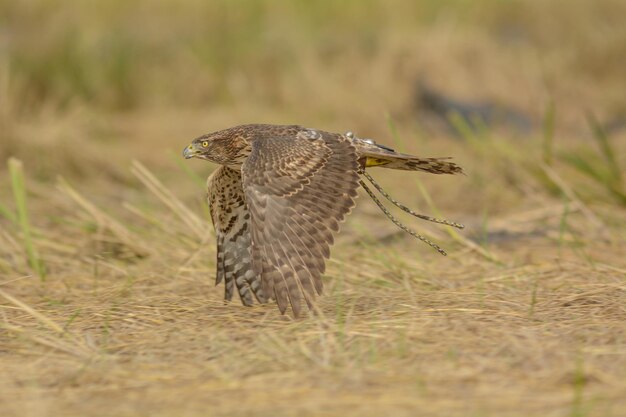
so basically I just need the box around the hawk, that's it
[183,124,463,317]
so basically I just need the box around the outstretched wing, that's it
[207,166,267,305]
[242,128,360,317]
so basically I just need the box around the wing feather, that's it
[242,128,360,316]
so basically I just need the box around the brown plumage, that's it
[183,124,463,317]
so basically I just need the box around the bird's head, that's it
[182,135,216,161]
[183,128,250,166]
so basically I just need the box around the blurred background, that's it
[1,0,625,182]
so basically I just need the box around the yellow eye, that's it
[202,141,209,147]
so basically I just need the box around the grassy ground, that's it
[1,1,625,416]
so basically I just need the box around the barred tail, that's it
[346,131,463,174]
[364,153,463,174]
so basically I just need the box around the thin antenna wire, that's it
[358,179,448,256]
[362,171,464,229]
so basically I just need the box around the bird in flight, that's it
[183,124,463,317]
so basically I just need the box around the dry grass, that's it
[1,1,626,416]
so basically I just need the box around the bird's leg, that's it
[358,178,448,256]
[361,171,464,229]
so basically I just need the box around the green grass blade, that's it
[448,111,482,150]
[560,153,608,184]
[542,100,556,166]
[558,200,570,256]
[385,112,404,151]
[0,201,17,224]
[8,158,46,281]
[586,113,622,187]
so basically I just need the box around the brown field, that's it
[1,1,625,416]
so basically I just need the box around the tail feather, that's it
[365,153,463,174]
[348,133,463,174]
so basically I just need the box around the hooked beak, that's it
[183,144,197,159]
